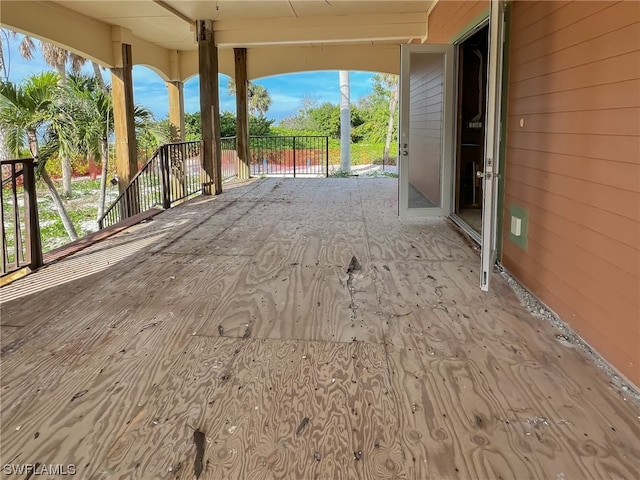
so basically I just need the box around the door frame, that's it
[449,18,490,245]
[480,0,507,290]
[398,43,455,217]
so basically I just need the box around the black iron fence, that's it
[221,136,238,181]
[99,141,202,229]
[248,136,329,177]
[1,158,43,277]
[100,135,328,230]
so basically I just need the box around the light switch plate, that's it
[510,217,522,236]
[509,204,528,250]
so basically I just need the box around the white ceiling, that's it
[54,0,433,50]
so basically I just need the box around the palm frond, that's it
[1,124,25,158]
[69,52,87,73]
[18,36,35,60]
[39,41,68,69]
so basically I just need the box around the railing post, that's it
[23,159,43,270]
[325,136,329,177]
[160,145,171,209]
[293,136,296,178]
[1,180,6,275]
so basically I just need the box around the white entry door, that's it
[398,44,454,217]
[480,0,506,290]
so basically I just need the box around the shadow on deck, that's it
[1,178,639,479]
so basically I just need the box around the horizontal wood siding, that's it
[502,1,640,386]
[427,0,489,44]
[409,54,443,205]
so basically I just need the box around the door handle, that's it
[402,150,409,156]
[477,171,501,179]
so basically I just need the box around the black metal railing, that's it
[99,135,329,230]
[221,136,238,181]
[1,158,43,277]
[249,136,329,177]
[99,141,204,229]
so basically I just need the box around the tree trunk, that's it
[0,126,8,161]
[339,70,351,172]
[92,62,108,94]
[41,169,78,241]
[96,137,109,226]
[28,131,78,241]
[383,81,399,165]
[56,61,73,197]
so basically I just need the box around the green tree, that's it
[227,79,272,115]
[184,112,201,140]
[377,74,399,163]
[279,94,318,131]
[0,72,78,240]
[66,73,113,222]
[65,74,157,225]
[308,102,341,138]
[183,111,274,139]
[17,34,89,197]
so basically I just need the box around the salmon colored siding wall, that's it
[427,0,489,44]
[502,1,640,386]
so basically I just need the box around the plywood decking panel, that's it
[375,258,640,479]
[1,178,639,479]
[96,337,406,480]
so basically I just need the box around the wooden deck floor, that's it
[1,178,639,480]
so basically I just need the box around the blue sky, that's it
[3,33,377,123]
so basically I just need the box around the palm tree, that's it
[66,74,157,226]
[0,72,78,240]
[18,35,88,197]
[227,79,272,115]
[380,74,399,165]
[66,74,112,222]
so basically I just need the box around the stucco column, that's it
[167,81,185,142]
[234,48,250,180]
[197,19,222,195]
[110,43,139,215]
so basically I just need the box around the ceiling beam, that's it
[213,12,427,47]
[180,43,400,82]
[151,0,194,27]
[246,43,400,80]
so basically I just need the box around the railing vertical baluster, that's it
[326,136,329,177]
[11,163,21,266]
[0,175,7,275]
[161,145,171,209]
[23,159,43,271]
[96,135,328,231]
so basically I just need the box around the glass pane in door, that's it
[408,52,444,209]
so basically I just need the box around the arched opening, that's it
[246,70,399,177]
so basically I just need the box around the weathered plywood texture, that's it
[1,178,638,479]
